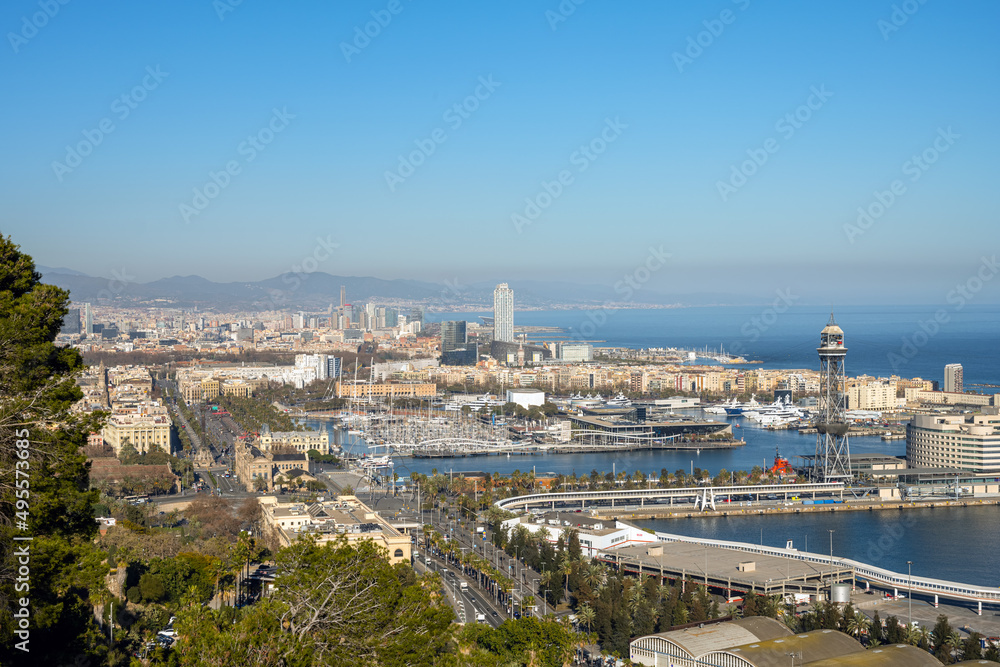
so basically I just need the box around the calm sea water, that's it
[429,305,1000,386]
[634,505,1000,588]
[318,417,900,480]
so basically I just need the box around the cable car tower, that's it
[814,314,852,482]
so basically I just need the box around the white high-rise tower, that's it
[815,314,852,482]
[493,283,514,343]
[944,363,963,393]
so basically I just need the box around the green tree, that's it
[961,631,984,660]
[931,614,954,659]
[577,602,596,634]
[0,235,107,666]
[177,535,454,666]
[458,616,576,666]
[139,573,166,602]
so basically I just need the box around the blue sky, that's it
[1,0,998,304]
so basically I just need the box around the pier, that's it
[406,438,745,458]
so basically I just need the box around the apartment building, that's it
[258,495,411,564]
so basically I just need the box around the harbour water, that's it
[307,414,903,480]
[633,505,1000,588]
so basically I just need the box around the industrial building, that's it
[631,620,945,666]
[500,511,658,558]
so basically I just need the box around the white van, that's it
[476,613,486,623]
[460,582,468,591]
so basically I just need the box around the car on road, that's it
[476,613,485,623]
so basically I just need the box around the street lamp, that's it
[828,529,835,587]
[542,589,549,617]
[907,561,913,628]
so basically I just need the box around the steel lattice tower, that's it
[815,314,852,481]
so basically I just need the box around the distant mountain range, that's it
[36,265,763,311]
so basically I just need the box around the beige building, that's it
[907,412,1000,473]
[220,380,252,397]
[258,426,331,455]
[847,380,897,411]
[335,381,436,399]
[906,389,999,407]
[258,495,411,564]
[102,413,172,455]
[234,438,314,492]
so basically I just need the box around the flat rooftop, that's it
[604,541,852,595]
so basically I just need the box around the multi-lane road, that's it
[417,551,506,628]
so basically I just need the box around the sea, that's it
[312,305,1000,586]
[427,304,1000,386]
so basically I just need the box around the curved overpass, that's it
[493,482,847,512]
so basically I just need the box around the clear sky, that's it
[1,0,998,304]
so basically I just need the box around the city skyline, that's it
[2,2,999,305]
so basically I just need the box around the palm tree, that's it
[559,551,573,604]
[577,602,596,634]
[627,583,645,613]
[917,625,932,649]
[763,594,786,619]
[583,562,606,591]
[846,609,870,640]
[539,569,557,610]
[945,630,963,655]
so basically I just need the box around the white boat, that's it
[360,455,393,468]
[605,392,632,408]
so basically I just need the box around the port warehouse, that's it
[628,617,947,667]
[597,532,1000,613]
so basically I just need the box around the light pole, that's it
[907,561,913,628]
[542,589,549,617]
[828,530,835,589]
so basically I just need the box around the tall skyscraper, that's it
[440,321,467,352]
[493,283,514,342]
[814,314,852,482]
[944,363,963,393]
[62,308,81,334]
[340,285,346,308]
[83,302,93,335]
